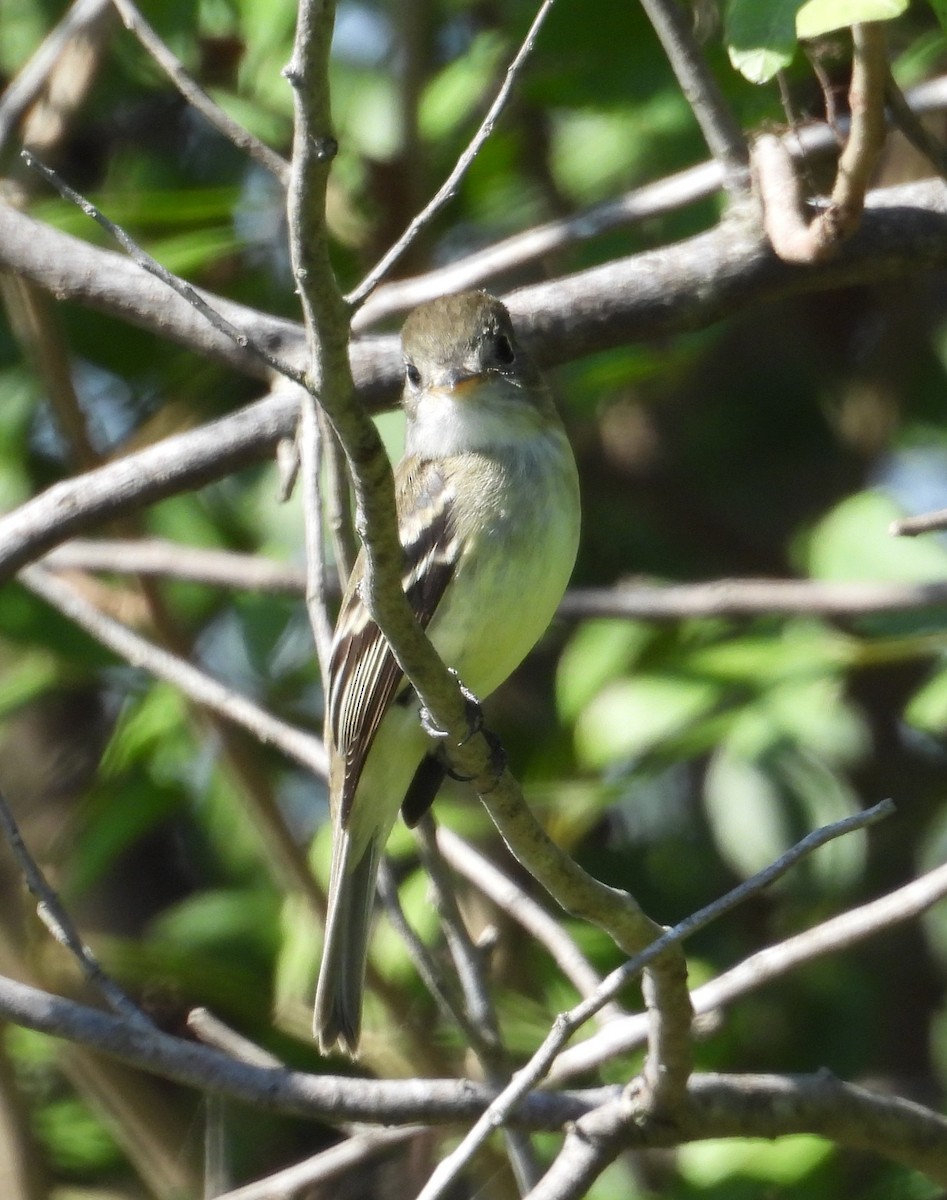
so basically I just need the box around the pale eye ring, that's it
[405,362,422,387]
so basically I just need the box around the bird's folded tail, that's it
[313,830,380,1056]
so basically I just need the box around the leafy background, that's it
[1,0,947,1196]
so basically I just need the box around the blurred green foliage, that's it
[1,0,947,1196]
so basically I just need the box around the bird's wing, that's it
[326,458,459,823]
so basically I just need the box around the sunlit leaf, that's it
[704,748,790,877]
[575,674,721,767]
[556,619,655,723]
[796,0,910,38]
[726,0,799,83]
[678,1134,834,1185]
[803,490,947,582]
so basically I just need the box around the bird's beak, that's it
[440,368,484,396]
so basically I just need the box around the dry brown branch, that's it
[756,24,889,263]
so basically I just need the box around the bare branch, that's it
[756,24,889,263]
[186,1009,282,1069]
[299,393,335,682]
[638,0,749,194]
[375,860,483,1046]
[549,859,947,1084]
[436,827,624,1023]
[884,72,947,182]
[415,816,542,1193]
[0,970,608,1127]
[535,1073,947,1196]
[413,800,894,1200]
[890,507,947,537]
[346,0,559,307]
[0,387,300,584]
[21,151,307,386]
[4,172,947,405]
[0,784,152,1033]
[18,565,327,780]
[353,72,947,328]
[681,1073,947,1185]
[37,545,947,623]
[110,0,290,184]
[43,538,311,594]
[559,577,947,620]
[215,1128,425,1200]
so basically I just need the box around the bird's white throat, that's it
[405,380,549,459]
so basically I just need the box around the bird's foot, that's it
[418,671,506,784]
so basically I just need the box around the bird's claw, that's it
[419,669,482,742]
[419,671,506,784]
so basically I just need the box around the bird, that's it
[313,289,581,1055]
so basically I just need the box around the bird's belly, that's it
[427,479,578,700]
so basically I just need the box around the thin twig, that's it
[110,0,290,184]
[214,1128,425,1200]
[375,860,484,1047]
[412,799,895,1200]
[321,414,357,582]
[415,817,502,1058]
[37,542,947,621]
[415,816,542,1195]
[0,784,153,1033]
[21,150,307,386]
[43,538,311,594]
[187,1009,282,1069]
[547,858,947,1084]
[890,507,947,537]
[436,827,623,1023]
[345,0,559,308]
[19,565,327,779]
[637,0,749,195]
[884,70,947,182]
[558,578,947,620]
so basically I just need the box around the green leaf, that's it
[904,660,947,732]
[796,0,910,39]
[556,619,655,723]
[574,673,720,767]
[678,1135,833,1186]
[704,748,790,878]
[420,33,505,142]
[726,0,799,83]
[803,490,947,582]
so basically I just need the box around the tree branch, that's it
[756,24,889,263]
[548,858,947,1084]
[638,0,749,194]
[0,970,610,1127]
[413,800,893,1200]
[110,0,290,184]
[0,784,152,1033]
[2,173,947,407]
[534,1072,947,1195]
[346,0,559,307]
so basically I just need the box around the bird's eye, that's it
[494,333,515,365]
[405,361,422,387]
